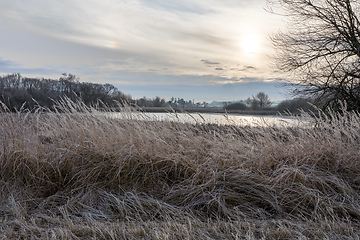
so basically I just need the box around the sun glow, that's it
[242,35,260,55]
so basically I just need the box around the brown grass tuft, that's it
[0,99,360,239]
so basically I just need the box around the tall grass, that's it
[0,99,360,239]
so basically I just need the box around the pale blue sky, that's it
[0,0,288,102]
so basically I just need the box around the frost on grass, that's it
[0,99,360,239]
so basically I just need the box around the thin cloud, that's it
[0,0,279,76]
[238,66,258,71]
[245,66,256,69]
[0,0,286,102]
[201,59,220,65]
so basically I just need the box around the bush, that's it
[277,98,315,113]
[225,102,248,110]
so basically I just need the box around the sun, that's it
[242,35,260,55]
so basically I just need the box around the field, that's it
[0,99,360,239]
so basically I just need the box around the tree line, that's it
[0,73,131,110]
[135,97,210,108]
[138,92,317,113]
[225,92,315,113]
[0,73,317,114]
[0,73,205,110]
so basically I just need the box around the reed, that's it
[0,99,359,239]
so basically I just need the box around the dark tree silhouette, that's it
[0,73,132,111]
[277,98,314,113]
[256,92,272,108]
[246,92,272,110]
[268,0,360,111]
[225,101,248,110]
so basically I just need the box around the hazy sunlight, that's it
[242,34,260,55]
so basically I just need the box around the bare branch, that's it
[268,0,360,111]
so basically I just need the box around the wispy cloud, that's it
[201,60,220,65]
[0,0,280,75]
[0,0,286,100]
[239,66,257,71]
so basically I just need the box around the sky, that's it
[0,0,289,102]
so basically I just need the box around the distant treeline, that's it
[0,73,188,111]
[225,98,316,114]
[136,97,204,108]
[276,98,316,113]
[0,73,132,110]
[0,73,317,113]
[224,92,317,113]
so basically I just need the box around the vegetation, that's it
[135,96,167,107]
[246,92,272,110]
[0,73,227,110]
[0,73,320,114]
[0,73,132,110]
[276,98,315,114]
[268,0,360,111]
[224,101,248,111]
[225,92,273,111]
[0,99,360,239]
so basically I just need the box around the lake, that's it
[109,111,312,127]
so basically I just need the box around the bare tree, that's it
[268,0,360,111]
[256,92,272,108]
[246,92,272,110]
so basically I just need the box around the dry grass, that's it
[0,99,360,239]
